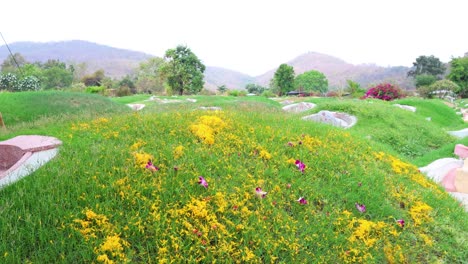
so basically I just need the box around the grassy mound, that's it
[307,98,457,161]
[395,98,465,130]
[0,98,466,263]
[0,91,129,127]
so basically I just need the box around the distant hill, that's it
[254,52,413,90]
[203,67,255,91]
[0,40,414,90]
[0,40,152,78]
[0,40,250,90]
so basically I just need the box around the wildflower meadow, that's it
[0,94,467,263]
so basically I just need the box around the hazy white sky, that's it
[1,0,467,75]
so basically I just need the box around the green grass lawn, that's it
[110,94,153,104]
[0,92,467,263]
[0,91,129,128]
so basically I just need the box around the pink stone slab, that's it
[0,152,32,180]
[0,135,62,180]
[454,144,468,159]
[0,145,25,170]
[0,135,62,152]
[442,168,457,192]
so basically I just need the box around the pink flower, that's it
[396,219,405,228]
[198,176,208,188]
[295,160,306,173]
[297,197,307,205]
[286,183,291,189]
[255,187,267,198]
[355,203,366,213]
[146,161,159,172]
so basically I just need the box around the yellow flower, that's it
[130,139,146,151]
[97,254,114,264]
[173,145,184,159]
[242,246,256,262]
[189,115,227,145]
[132,152,154,168]
[409,201,433,226]
[100,235,125,253]
[259,150,272,160]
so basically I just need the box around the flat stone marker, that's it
[127,104,145,111]
[393,104,416,112]
[282,102,316,113]
[302,110,357,129]
[448,128,468,139]
[0,135,62,188]
[199,106,222,111]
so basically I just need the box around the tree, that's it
[217,85,227,94]
[345,80,365,98]
[135,57,166,94]
[119,75,137,94]
[82,70,105,86]
[69,62,88,82]
[415,74,436,88]
[1,53,27,73]
[294,70,328,94]
[41,60,73,89]
[407,55,445,78]
[245,83,266,95]
[160,45,205,95]
[272,64,295,96]
[448,57,468,98]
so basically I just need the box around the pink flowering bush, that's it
[364,83,404,101]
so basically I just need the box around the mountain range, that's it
[0,40,414,90]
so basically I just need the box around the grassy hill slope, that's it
[0,94,466,263]
[302,98,460,160]
[0,91,129,128]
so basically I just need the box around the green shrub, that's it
[417,85,435,98]
[85,85,105,94]
[69,82,86,92]
[228,90,247,96]
[415,74,437,88]
[261,90,276,97]
[116,86,131,97]
[198,89,216,96]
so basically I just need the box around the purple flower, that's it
[198,176,208,188]
[255,187,267,198]
[146,161,159,172]
[297,197,307,205]
[295,160,306,173]
[396,219,405,228]
[355,203,366,213]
